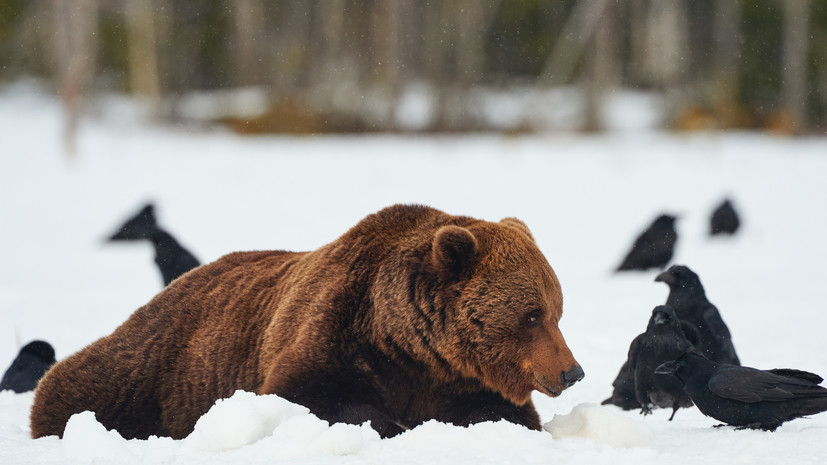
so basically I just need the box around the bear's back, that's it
[30,249,304,439]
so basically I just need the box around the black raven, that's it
[710,199,740,236]
[631,306,695,420]
[601,360,639,411]
[602,306,693,420]
[0,340,56,393]
[616,214,678,272]
[108,203,201,286]
[655,265,740,365]
[656,352,827,431]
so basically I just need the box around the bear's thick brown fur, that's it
[30,204,581,439]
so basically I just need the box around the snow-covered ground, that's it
[2,82,827,464]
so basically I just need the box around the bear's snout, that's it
[532,364,583,398]
[560,365,585,388]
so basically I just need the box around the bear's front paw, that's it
[334,404,406,438]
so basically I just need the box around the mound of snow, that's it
[52,391,383,463]
[63,411,131,462]
[308,421,380,456]
[182,390,310,452]
[544,403,653,448]
[182,390,381,458]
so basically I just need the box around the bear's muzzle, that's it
[534,364,584,397]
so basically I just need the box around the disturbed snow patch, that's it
[544,403,654,448]
[182,390,310,452]
[63,411,131,462]
[59,390,382,463]
[182,390,381,456]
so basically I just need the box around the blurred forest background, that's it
[1,0,826,137]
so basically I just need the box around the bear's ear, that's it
[431,225,478,274]
[500,217,535,242]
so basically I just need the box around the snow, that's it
[544,403,654,448]
[181,391,314,453]
[2,81,827,464]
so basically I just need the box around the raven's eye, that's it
[525,310,542,328]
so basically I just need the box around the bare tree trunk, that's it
[712,0,741,128]
[628,0,650,86]
[456,0,500,87]
[270,3,312,95]
[425,1,500,131]
[305,0,362,123]
[781,0,811,134]
[424,1,452,130]
[367,0,402,129]
[541,0,610,85]
[52,0,98,158]
[232,0,266,87]
[645,0,689,127]
[452,0,501,130]
[125,0,161,114]
[315,0,347,82]
[396,0,419,79]
[583,0,617,132]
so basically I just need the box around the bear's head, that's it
[422,218,583,405]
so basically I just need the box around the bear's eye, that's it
[524,310,543,328]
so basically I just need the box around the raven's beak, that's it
[108,230,127,241]
[654,270,673,284]
[655,360,678,375]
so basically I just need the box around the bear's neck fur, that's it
[258,205,498,426]
[324,205,483,382]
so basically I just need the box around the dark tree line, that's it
[1,0,825,136]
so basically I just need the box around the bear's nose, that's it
[560,365,585,388]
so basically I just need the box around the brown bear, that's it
[30,204,582,440]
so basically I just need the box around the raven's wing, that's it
[679,321,700,347]
[626,334,643,373]
[709,367,827,403]
[767,368,823,384]
[601,335,641,409]
[0,367,12,390]
[701,306,733,340]
[0,357,26,391]
[700,305,741,364]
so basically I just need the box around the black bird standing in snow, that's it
[616,214,678,272]
[0,340,56,393]
[655,265,740,366]
[108,203,201,286]
[656,352,827,431]
[603,306,695,420]
[710,198,740,236]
